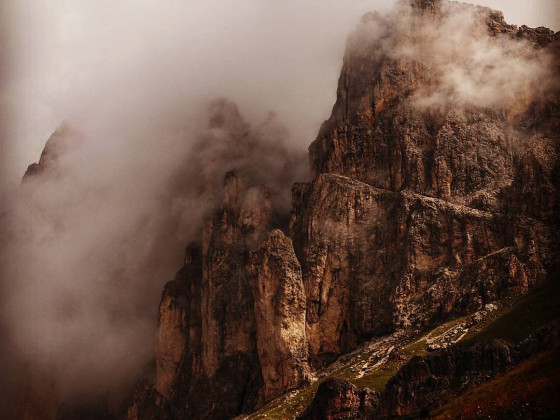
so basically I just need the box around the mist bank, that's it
[1,97,308,417]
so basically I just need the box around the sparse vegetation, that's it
[244,315,469,419]
[350,316,466,391]
[244,271,560,419]
[245,381,322,420]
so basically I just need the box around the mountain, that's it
[17,0,560,419]
[125,1,559,418]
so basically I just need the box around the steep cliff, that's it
[131,1,559,418]
[295,0,559,370]
[247,230,311,402]
[310,1,559,220]
[127,101,311,420]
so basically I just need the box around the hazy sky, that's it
[1,0,558,188]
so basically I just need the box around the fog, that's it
[0,0,558,416]
[1,1,558,186]
[349,1,559,111]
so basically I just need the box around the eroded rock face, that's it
[155,246,202,398]
[290,174,404,364]
[288,0,560,368]
[196,174,271,418]
[131,102,309,419]
[248,229,310,401]
[130,1,559,418]
[290,173,552,366]
[309,1,560,217]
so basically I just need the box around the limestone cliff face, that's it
[17,2,560,419]
[292,0,560,368]
[132,2,560,418]
[290,173,554,367]
[196,174,271,417]
[139,176,308,419]
[310,0,559,219]
[248,229,310,402]
[155,246,202,399]
[129,102,310,420]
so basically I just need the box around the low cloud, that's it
[351,1,558,111]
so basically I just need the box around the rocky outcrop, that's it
[284,0,560,369]
[248,230,310,401]
[130,2,559,417]
[194,174,271,418]
[291,174,403,364]
[297,378,378,420]
[129,101,310,420]
[290,173,551,367]
[23,125,78,180]
[309,1,560,219]
[18,1,558,418]
[155,246,202,399]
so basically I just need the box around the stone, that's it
[248,229,310,401]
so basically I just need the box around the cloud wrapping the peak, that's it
[352,1,559,111]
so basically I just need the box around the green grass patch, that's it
[245,380,322,420]
[350,316,467,391]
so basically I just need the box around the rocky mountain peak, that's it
[207,98,250,137]
[23,124,79,180]
[125,3,559,418]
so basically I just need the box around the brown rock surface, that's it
[290,173,553,367]
[155,246,202,399]
[248,229,310,401]
[87,1,560,419]
[309,0,560,217]
[286,0,560,370]
[129,101,309,419]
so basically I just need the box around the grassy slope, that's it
[348,318,467,390]
[245,271,560,419]
[245,317,467,419]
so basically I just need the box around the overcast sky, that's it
[1,0,558,187]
